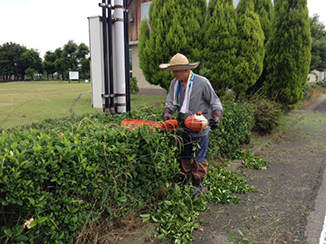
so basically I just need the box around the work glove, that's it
[209,109,223,130]
[163,107,173,121]
[209,117,219,130]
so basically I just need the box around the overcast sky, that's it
[0,0,325,58]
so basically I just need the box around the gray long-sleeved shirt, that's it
[165,73,223,137]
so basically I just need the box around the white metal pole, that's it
[113,0,126,113]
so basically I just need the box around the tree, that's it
[200,0,238,96]
[79,58,90,80]
[263,0,311,105]
[240,0,274,94]
[25,67,37,80]
[247,0,273,43]
[76,43,90,79]
[76,43,89,60]
[54,48,66,80]
[1,40,90,81]
[63,40,78,73]
[43,51,57,80]
[233,0,265,98]
[138,0,207,90]
[51,41,89,80]
[21,49,43,80]
[0,42,27,81]
[310,14,326,71]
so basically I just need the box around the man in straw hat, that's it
[160,53,223,195]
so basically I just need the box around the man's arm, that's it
[163,79,178,120]
[203,79,223,129]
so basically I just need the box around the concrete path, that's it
[137,88,166,96]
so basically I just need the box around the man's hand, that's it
[210,109,223,130]
[163,107,173,121]
[163,113,173,121]
[209,117,219,130]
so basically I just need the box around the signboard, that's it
[69,71,79,80]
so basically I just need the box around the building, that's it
[128,0,160,90]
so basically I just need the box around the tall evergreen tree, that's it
[200,0,238,96]
[138,0,207,90]
[240,0,274,94]
[247,0,273,43]
[263,0,311,105]
[207,0,234,17]
[233,0,265,98]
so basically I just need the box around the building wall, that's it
[130,42,160,89]
[308,70,326,83]
[128,0,163,90]
[128,0,141,42]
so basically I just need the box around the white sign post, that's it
[69,71,79,83]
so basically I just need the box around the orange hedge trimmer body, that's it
[121,119,178,130]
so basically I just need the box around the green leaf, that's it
[28,197,35,206]
[2,201,9,206]
[28,220,37,228]
[117,196,127,203]
[85,166,95,171]
[38,216,48,224]
[140,214,151,222]
[151,215,159,222]
[14,235,28,241]
[33,144,42,152]
[4,229,12,237]
[72,208,79,213]
[164,200,172,206]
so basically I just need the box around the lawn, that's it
[0,81,166,130]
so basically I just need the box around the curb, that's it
[304,93,326,111]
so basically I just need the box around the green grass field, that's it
[0,81,166,130]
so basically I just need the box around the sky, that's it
[0,0,325,58]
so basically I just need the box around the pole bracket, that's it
[102,94,115,98]
[98,3,111,8]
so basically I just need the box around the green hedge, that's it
[0,120,181,243]
[0,102,255,243]
[209,101,254,158]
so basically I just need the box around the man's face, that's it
[172,70,190,82]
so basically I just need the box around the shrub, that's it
[209,101,255,158]
[250,95,282,135]
[316,78,326,88]
[0,118,181,243]
[0,102,259,243]
[130,76,139,95]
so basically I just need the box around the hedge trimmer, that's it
[121,112,210,132]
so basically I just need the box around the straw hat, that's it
[159,53,200,71]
